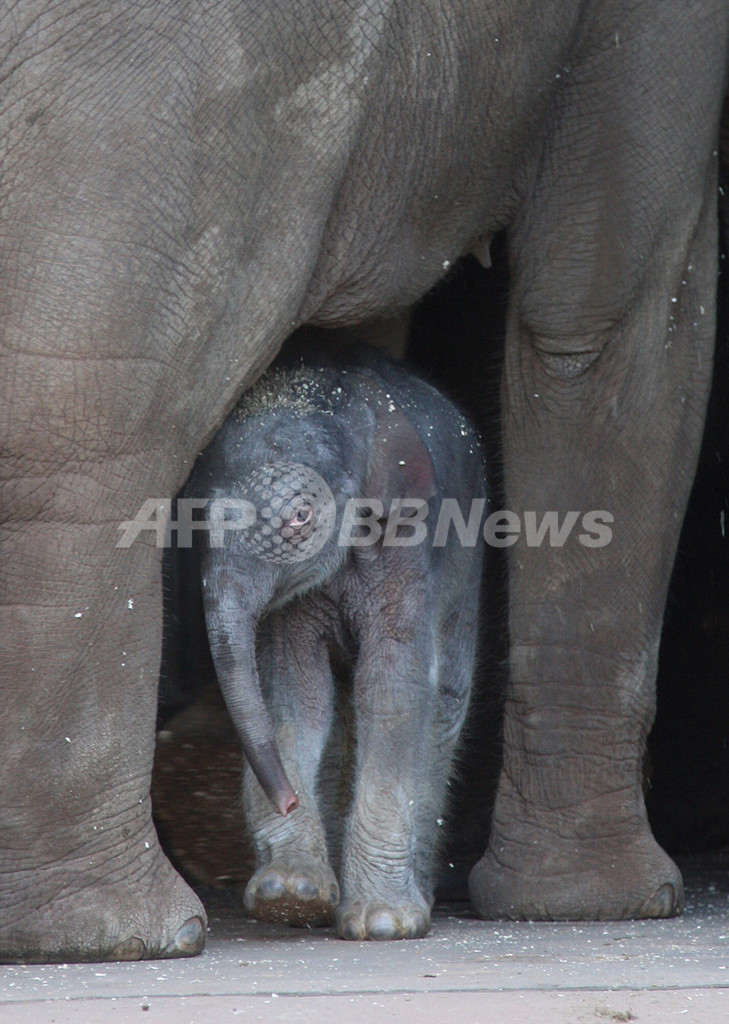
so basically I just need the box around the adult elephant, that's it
[0,2,726,961]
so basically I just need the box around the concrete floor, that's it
[2,856,729,1024]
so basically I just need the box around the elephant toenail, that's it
[259,876,285,899]
[339,917,364,941]
[367,911,400,940]
[163,916,206,957]
[108,936,146,961]
[639,883,680,919]
[294,878,318,900]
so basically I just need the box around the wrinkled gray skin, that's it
[188,345,484,940]
[1,1,728,962]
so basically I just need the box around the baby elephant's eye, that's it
[286,504,313,529]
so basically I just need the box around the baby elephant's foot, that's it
[243,856,339,927]
[336,894,431,940]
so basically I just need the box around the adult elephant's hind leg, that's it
[469,7,726,921]
[472,201,717,922]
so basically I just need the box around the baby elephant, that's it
[187,345,484,940]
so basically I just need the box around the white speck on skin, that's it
[127,599,134,610]
[442,259,451,270]
[65,737,71,743]
[74,612,83,618]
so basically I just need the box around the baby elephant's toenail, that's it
[293,878,319,900]
[258,876,286,900]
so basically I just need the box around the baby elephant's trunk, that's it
[201,554,298,816]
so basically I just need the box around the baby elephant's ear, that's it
[357,377,437,505]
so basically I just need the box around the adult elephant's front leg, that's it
[0,220,299,960]
[0,10,318,958]
[0,444,210,960]
[0,146,292,963]
[470,6,726,921]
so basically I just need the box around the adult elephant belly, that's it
[297,7,571,328]
[0,0,727,962]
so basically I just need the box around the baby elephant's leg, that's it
[338,557,444,940]
[243,598,339,926]
[413,567,481,898]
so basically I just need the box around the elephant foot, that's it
[469,827,684,921]
[0,834,206,963]
[336,893,431,940]
[243,855,339,927]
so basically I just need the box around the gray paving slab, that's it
[1,858,729,1023]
